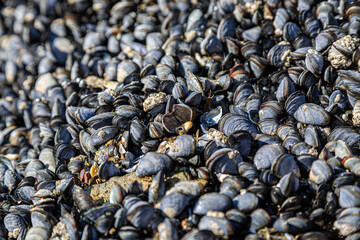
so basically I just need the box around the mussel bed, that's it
[2,0,360,239]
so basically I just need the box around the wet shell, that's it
[136,152,173,177]
[193,193,232,215]
[206,148,243,174]
[309,160,334,184]
[165,134,196,159]
[219,113,258,137]
[294,103,330,126]
[254,144,285,170]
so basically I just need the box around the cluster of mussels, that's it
[3,0,360,239]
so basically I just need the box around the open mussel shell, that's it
[162,104,193,134]
[200,106,222,127]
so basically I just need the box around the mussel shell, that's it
[166,134,196,159]
[309,160,334,185]
[294,103,330,126]
[160,191,192,218]
[271,153,301,178]
[267,44,292,67]
[334,212,360,236]
[130,119,148,145]
[4,213,27,234]
[182,229,216,240]
[162,104,193,133]
[136,152,173,177]
[343,155,360,176]
[339,185,360,208]
[329,127,360,148]
[98,161,122,180]
[148,170,166,203]
[285,91,307,116]
[233,192,259,212]
[89,126,119,147]
[198,215,235,238]
[219,113,258,137]
[278,172,299,197]
[25,226,49,240]
[254,144,285,170]
[206,148,243,174]
[200,106,222,127]
[126,200,155,228]
[249,208,271,231]
[227,131,253,157]
[193,193,232,215]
